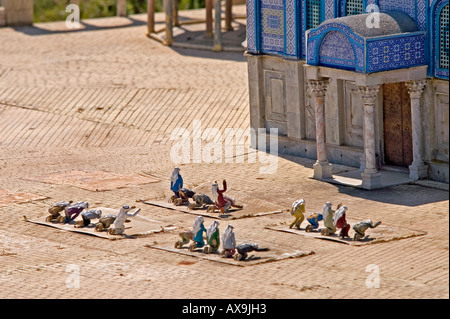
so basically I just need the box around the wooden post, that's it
[212,0,222,51]
[225,0,232,31]
[147,0,155,34]
[205,0,213,37]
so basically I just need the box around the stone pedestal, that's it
[2,0,34,26]
[308,79,332,180]
[405,80,428,180]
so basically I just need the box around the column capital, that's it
[405,80,427,99]
[308,79,330,97]
[358,85,380,104]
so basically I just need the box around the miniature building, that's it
[246,0,449,188]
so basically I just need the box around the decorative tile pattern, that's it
[246,0,257,52]
[367,34,427,72]
[319,31,356,68]
[261,0,285,53]
[285,0,298,56]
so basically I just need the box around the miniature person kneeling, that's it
[221,225,236,258]
[210,180,243,214]
[109,205,140,235]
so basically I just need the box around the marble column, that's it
[164,0,174,46]
[358,85,381,189]
[212,0,223,51]
[405,80,428,180]
[308,79,332,180]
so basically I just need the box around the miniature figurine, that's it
[108,205,141,235]
[170,167,183,202]
[321,202,341,236]
[353,220,382,241]
[189,193,214,210]
[209,180,243,214]
[57,201,89,223]
[74,209,102,228]
[174,230,193,249]
[203,220,220,254]
[305,212,323,232]
[221,224,236,258]
[46,201,73,222]
[189,216,207,251]
[289,199,306,229]
[95,214,117,232]
[174,188,196,206]
[333,205,351,238]
[234,243,270,261]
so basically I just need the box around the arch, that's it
[318,30,357,70]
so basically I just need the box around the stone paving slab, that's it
[24,169,160,192]
[0,189,47,207]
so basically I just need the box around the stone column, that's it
[164,0,174,46]
[147,0,155,34]
[308,79,332,180]
[117,0,127,17]
[405,80,428,180]
[205,0,213,37]
[212,0,223,51]
[358,85,381,189]
[173,0,179,26]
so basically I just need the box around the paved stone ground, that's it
[0,7,448,301]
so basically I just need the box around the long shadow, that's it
[168,21,247,62]
[12,16,147,36]
[275,152,449,207]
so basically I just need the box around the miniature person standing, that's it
[289,199,306,229]
[192,216,207,248]
[333,205,351,238]
[109,205,140,235]
[221,224,236,258]
[211,180,243,214]
[170,167,183,198]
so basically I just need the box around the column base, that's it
[313,162,333,180]
[361,172,382,190]
[409,164,428,181]
[212,44,223,52]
